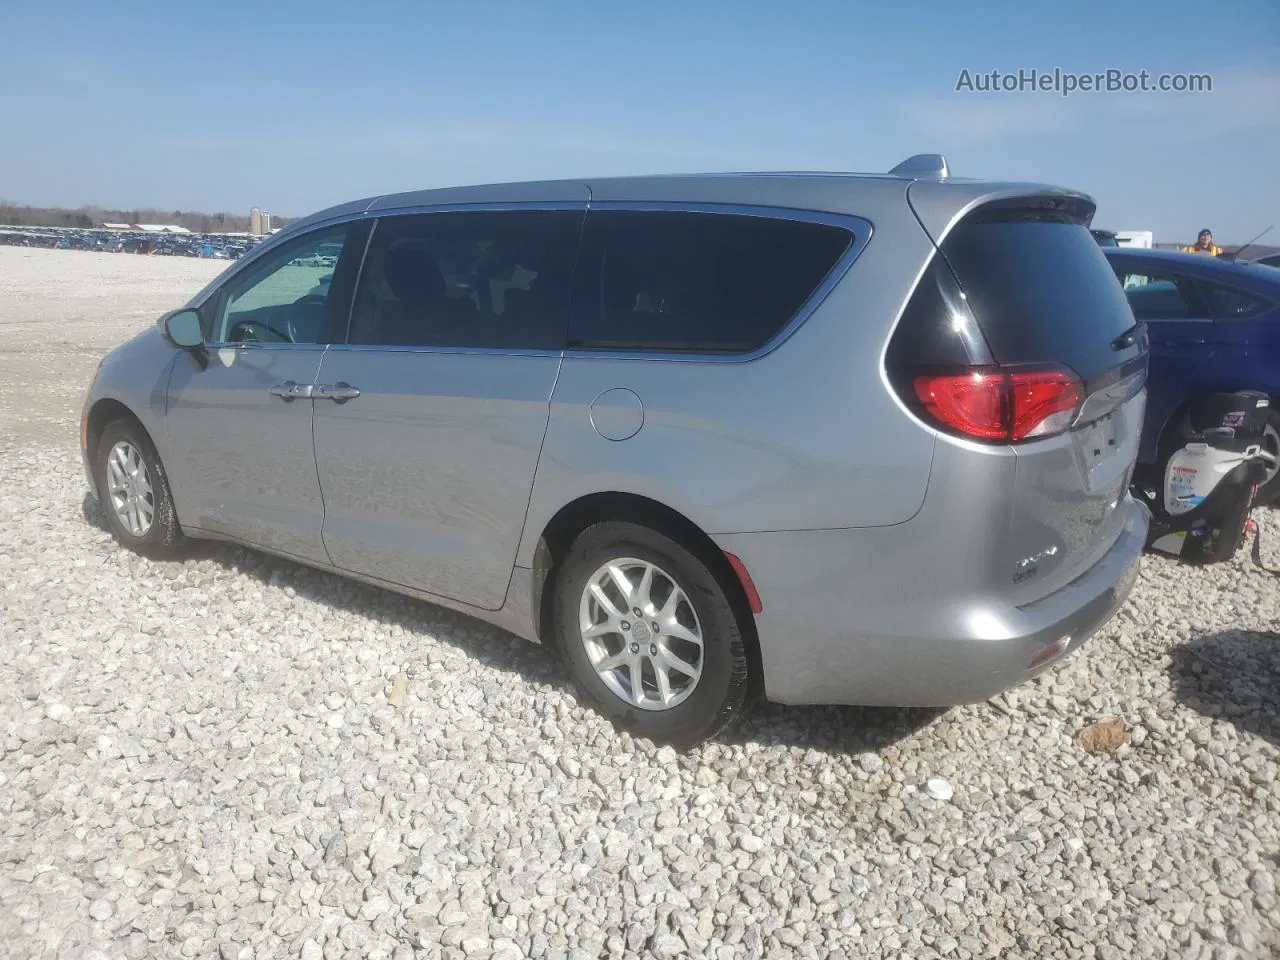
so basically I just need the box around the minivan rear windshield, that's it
[941,220,1140,383]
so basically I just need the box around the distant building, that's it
[250,207,262,236]
[1114,230,1154,249]
[101,222,190,233]
[261,212,272,233]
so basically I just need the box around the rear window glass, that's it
[569,211,852,354]
[941,221,1139,381]
[1117,271,1208,321]
[1198,280,1270,320]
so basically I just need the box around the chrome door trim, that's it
[322,343,565,358]
[363,200,592,218]
[201,340,333,351]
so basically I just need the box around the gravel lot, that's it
[1,245,1277,959]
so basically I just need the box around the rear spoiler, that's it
[906,182,1097,249]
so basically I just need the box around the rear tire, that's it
[94,419,184,557]
[551,521,751,747]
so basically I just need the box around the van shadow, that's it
[83,494,942,754]
[1168,629,1280,748]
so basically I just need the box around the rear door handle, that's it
[313,382,361,402]
[269,380,314,401]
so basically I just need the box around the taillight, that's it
[912,367,1083,442]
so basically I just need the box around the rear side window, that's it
[569,210,852,354]
[1197,280,1270,320]
[940,219,1139,382]
[348,209,583,351]
[1117,270,1209,321]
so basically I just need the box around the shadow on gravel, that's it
[83,493,945,754]
[1169,629,1280,748]
[724,702,946,754]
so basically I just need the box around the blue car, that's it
[1103,248,1280,501]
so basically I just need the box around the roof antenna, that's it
[1228,225,1273,261]
[888,154,950,179]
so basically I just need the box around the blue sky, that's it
[1,0,1276,243]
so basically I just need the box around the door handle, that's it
[1167,336,1207,346]
[314,382,361,402]
[269,380,314,401]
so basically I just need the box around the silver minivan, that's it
[81,155,1150,745]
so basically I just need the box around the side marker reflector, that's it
[723,551,763,615]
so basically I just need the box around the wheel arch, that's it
[86,397,154,462]
[529,491,763,688]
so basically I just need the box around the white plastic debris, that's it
[924,777,954,801]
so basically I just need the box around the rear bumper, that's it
[714,495,1149,707]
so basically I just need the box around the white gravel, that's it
[1,247,1278,959]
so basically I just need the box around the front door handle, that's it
[314,382,361,402]
[269,380,314,401]
[1167,336,1207,346]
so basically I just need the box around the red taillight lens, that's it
[913,371,1007,440]
[1008,370,1084,440]
[913,368,1083,442]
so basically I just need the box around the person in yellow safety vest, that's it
[1180,228,1224,256]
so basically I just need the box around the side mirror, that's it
[161,309,204,349]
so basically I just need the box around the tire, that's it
[93,419,184,557]
[1254,409,1280,506]
[551,521,751,747]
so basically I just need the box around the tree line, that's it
[0,202,289,233]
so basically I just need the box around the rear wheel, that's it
[551,521,751,747]
[94,419,184,557]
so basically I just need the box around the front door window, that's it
[210,224,354,344]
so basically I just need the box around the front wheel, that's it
[94,419,184,557]
[551,521,752,747]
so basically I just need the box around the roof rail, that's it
[888,153,950,179]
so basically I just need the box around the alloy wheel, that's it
[578,557,704,711]
[106,440,154,537]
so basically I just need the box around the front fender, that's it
[83,327,180,492]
